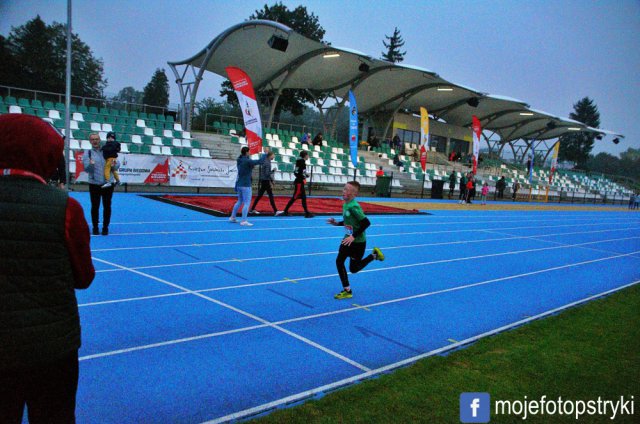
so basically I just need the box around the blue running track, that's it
[63,193,640,423]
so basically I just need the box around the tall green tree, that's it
[219,2,326,118]
[381,27,406,63]
[0,16,106,98]
[142,68,169,109]
[112,86,143,105]
[558,97,600,168]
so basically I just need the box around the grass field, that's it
[250,284,640,423]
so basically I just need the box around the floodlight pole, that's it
[64,0,72,190]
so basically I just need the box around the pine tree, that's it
[381,27,406,63]
[558,97,600,168]
[142,68,169,110]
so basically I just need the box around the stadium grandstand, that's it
[0,19,633,202]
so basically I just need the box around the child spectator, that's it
[101,132,121,188]
[481,182,489,205]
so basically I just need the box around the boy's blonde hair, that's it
[347,180,361,193]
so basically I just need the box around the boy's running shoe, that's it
[372,247,385,261]
[334,290,353,300]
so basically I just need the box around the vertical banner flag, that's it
[549,141,560,183]
[225,67,262,155]
[528,147,535,183]
[348,90,358,168]
[471,115,481,174]
[419,107,429,172]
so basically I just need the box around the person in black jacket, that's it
[496,176,506,199]
[282,151,314,217]
[249,150,282,216]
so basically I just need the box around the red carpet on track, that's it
[155,195,420,216]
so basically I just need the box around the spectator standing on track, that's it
[0,114,95,424]
[249,150,282,216]
[512,181,520,201]
[464,173,475,204]
[635,193,639,210]
[327,181,385,299]
[496,176,506,199]
[481,182,489,205]
[230,146,265,227]
[458,172,467,203]
[448,171,456,199]
[282,151,314,217]
[83,132,118,235]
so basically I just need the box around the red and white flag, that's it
[472,115,481,174]
[225,67,263,155]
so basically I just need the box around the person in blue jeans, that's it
[230,146,265,227]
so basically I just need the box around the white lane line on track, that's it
[92,220,639,252]
[482,228,640,258]
[80,253,640,364]
[94,227,640,273]
[85,257,371,372]
[200,279,640,424]
[91,216,639,237]
[83,236,640,308]
[100,211,638,226]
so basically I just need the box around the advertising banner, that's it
[74,153,168,184]
[472,115,481,174]
[170,157,237,188]
[348,90,358,168]
[420,107,429,172]
[225,66,263,155]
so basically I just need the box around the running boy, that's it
[327,181,384,299]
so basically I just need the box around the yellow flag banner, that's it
[420,107,429,172]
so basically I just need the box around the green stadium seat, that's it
[55,102,66,111]
[88,106,99,114]
[109,109,120,116]
[4,97,17,105]
[141,145,151,154]
[35,109,47,118]
[148,113,157,121]
[99,107,109,115]
[139,112,148,120]
[171,147,181,156]
[128,143,141,154]
[142,136,154,144]
[0,104,7,114]
[78,105,89,114]
[19,98,31,108]
[156,114,165,122]
[129,111,138,119]
[166,115,174,123]
[31,99,43,109]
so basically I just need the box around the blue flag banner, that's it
[348,90,358,168]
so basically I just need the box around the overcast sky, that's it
[1,0,638,156]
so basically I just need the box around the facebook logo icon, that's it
[460,392,490,423]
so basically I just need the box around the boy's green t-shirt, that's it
[343,198,367,243]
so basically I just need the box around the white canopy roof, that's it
[170,20,623,142]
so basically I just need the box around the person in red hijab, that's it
[0,114,95,423]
